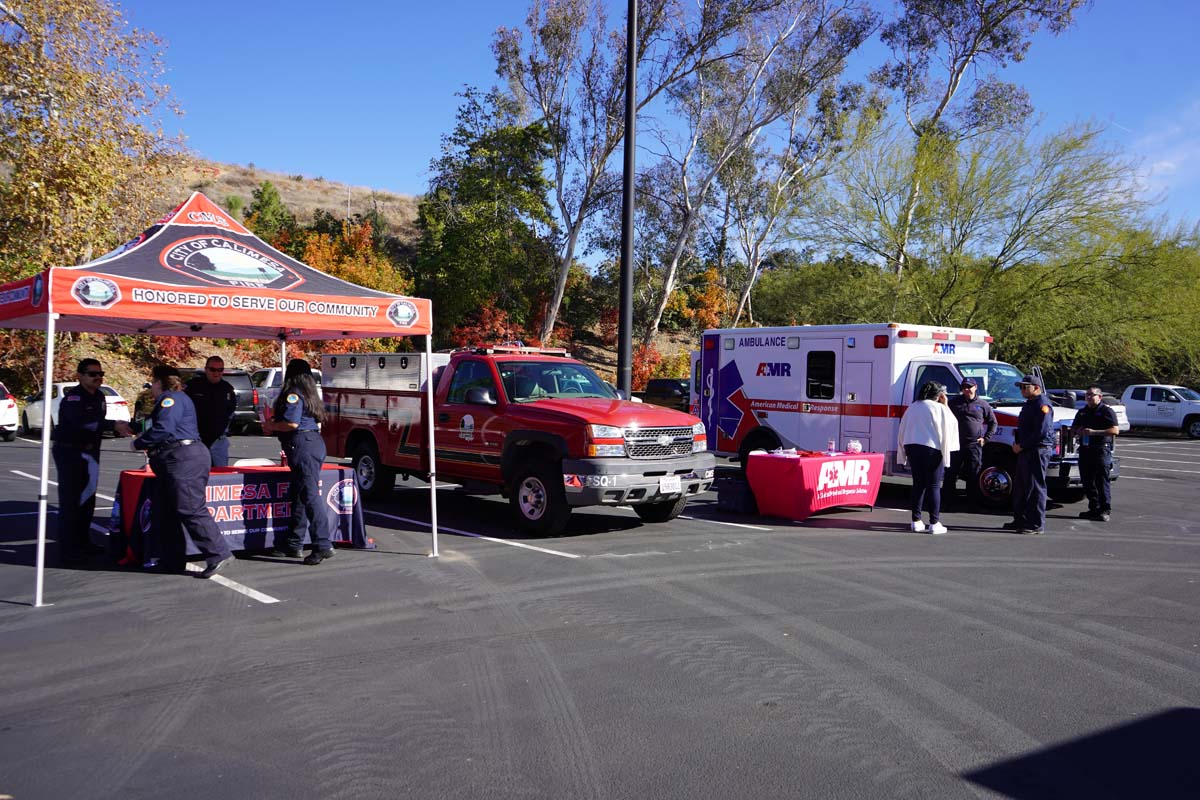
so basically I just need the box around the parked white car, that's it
[250,367,323,421]
[21,382,131,434]
[1120,384,1200,438]
[0,381,17,441]
[1046,388,1130,432]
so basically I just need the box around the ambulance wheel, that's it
[978,459,1014,509]
[1185,416,1200,439]
[352,441,395,500]
[633,495,688,523]
[510,462,571,535]
[738,430,781,476]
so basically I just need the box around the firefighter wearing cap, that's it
[1072,386,1119,522]
[944,378,997,504]
[1006,375,1055,534]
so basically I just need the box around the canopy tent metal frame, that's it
[0,193,440,607]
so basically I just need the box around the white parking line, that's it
[364,508,580,559]
[10,470,116,502]
[1119,476,1165,481]
[1119,456,1200,465]
[1119,465,1200,475]
[678,515,773,531]
[183,562,280,604]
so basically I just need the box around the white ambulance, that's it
[690,323,1115,505]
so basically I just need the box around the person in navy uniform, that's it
[1072,386,1120,522]
[262,359,334,565]
[133,365,232,578]
[184,355,238,467]
[51,359,133,564]
[944,377,997,504]
[1004,375,1055,534]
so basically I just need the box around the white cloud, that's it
[1131,99,1200,221]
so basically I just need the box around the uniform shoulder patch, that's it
[1041,405,1050,414]
[286,393,299,404]
[161,397,175,408]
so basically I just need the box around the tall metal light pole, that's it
[616,0,637,396]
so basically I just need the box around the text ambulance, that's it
[690,323,1115,506]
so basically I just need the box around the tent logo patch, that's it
[32,274,44,307]
[160,236,303,289]
[139,499,153,533]
[326,478,358,515]
[71,277,121,309]
[386,300,419,328]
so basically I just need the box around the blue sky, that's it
[123,0,1200,227]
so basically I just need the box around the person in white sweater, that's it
[897,381,960,533]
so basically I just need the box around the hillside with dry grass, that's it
[172,159,420,244]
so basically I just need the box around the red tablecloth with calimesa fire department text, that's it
[746,451,884,521]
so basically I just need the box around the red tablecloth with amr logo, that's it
[746,451,885,521]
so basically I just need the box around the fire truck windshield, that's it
[957,362,1028,406]
[500,361,618,403]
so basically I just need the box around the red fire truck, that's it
[321,346,715,534]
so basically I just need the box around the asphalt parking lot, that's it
[1,433,1198,799]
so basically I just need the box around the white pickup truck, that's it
[1120,384,1200,438]
[250,366,323,421]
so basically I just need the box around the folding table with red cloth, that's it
[746,451,885,522]
[108,463,369,564]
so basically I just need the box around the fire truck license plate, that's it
[659,476,681,494]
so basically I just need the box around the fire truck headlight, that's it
[589,424,624,440]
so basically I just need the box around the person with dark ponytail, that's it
[896,381,960,534]
[262,358,334,565]
[133,365,232,578]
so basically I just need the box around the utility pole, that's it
[616,0,637,396]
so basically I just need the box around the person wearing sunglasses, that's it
[1071,386,1119,522]
[184,356,237,467]
[51,358,134,565]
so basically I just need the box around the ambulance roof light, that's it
[897,330,918,338]
[873,334,889,348]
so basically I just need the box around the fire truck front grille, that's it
[625,427,695,459]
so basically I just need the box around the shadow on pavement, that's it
[964,708,1200,799]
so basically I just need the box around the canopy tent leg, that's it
[279,336,287,371]
[34,313,59,607]
[425,334,439,558]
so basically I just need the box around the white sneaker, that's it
[929,522,948,535]
[910,520,926,532]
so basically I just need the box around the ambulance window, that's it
[447,360,497,404]
[1130,387,1145,401]
[693,359,701,394]
[806,351,835,400]
[912,365,960,402]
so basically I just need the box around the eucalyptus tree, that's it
[872,0,1089,280]
[494,0,786,343]
[639,0,875,344]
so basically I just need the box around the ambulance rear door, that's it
[841,360,873,451]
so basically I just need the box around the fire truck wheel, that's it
[510,462,571,535]
[352,441,395,500]
[633,495,688,523]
